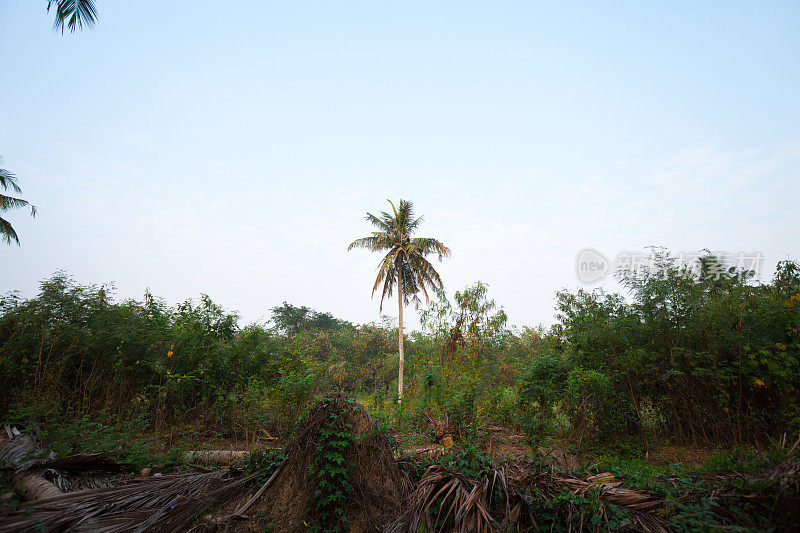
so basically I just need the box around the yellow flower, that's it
[754,378,765,388]
[135,360,140,364]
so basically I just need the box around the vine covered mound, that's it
[244,394,408,532]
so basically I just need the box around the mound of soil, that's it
[244,394,408,532]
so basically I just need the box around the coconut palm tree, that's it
[348,199,450,400]
[0,161,37,245]
[47,0,98,33]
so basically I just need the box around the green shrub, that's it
[519,353,568,441]
[564,367,628,444]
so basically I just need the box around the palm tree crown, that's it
[348,199,450,309]
[0,162,37,246]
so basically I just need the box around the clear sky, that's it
[1,1,798,329]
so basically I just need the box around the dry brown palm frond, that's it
[386,465,499,533]
[29,452,128,493]
[553,474,664,513]
[0,467,265,532]
[51,471,126,492]
[2,432,129,500]
[498,492,538,533]
[455,477,495,532]
[0,432,48,468]
[626,510,673,533]
[388,459,670,533]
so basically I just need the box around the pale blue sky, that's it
[1,1,798,329]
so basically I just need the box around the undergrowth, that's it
[6,402,188,472]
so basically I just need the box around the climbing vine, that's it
[306,396,357,532]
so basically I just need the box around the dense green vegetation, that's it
[1,249,799,531]
[524,250,800,447]
[1,249,797,456]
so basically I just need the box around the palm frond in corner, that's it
[47,0,98,34]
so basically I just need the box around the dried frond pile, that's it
[1,427,128,501]
[387,460,669,533]
[0,424,267,532]
[385,465,500,533]
[0,467,264,532]
[0,428,50,469]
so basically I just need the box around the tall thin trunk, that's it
[397,266,404,401]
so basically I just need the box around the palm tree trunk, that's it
[397,267,404,401]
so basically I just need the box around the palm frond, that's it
[388,462,670,533]
[378,254,399,310]
[412,237,451,260]
[365,212,394,232]
[348,234,394,252]
[0,216,20,246]
[386,465,498,533]
[373,248,400,310]
[0,468,264,532]
[0,165,22,193]
[0,195,32,212]
[48,0,98,34]
[0,161,35,246]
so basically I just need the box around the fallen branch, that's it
[233,459,286,517]
[184,450,248,465]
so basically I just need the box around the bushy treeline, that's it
[1,248,798,449]
[0,274,534,442]
[521,251,800,446]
